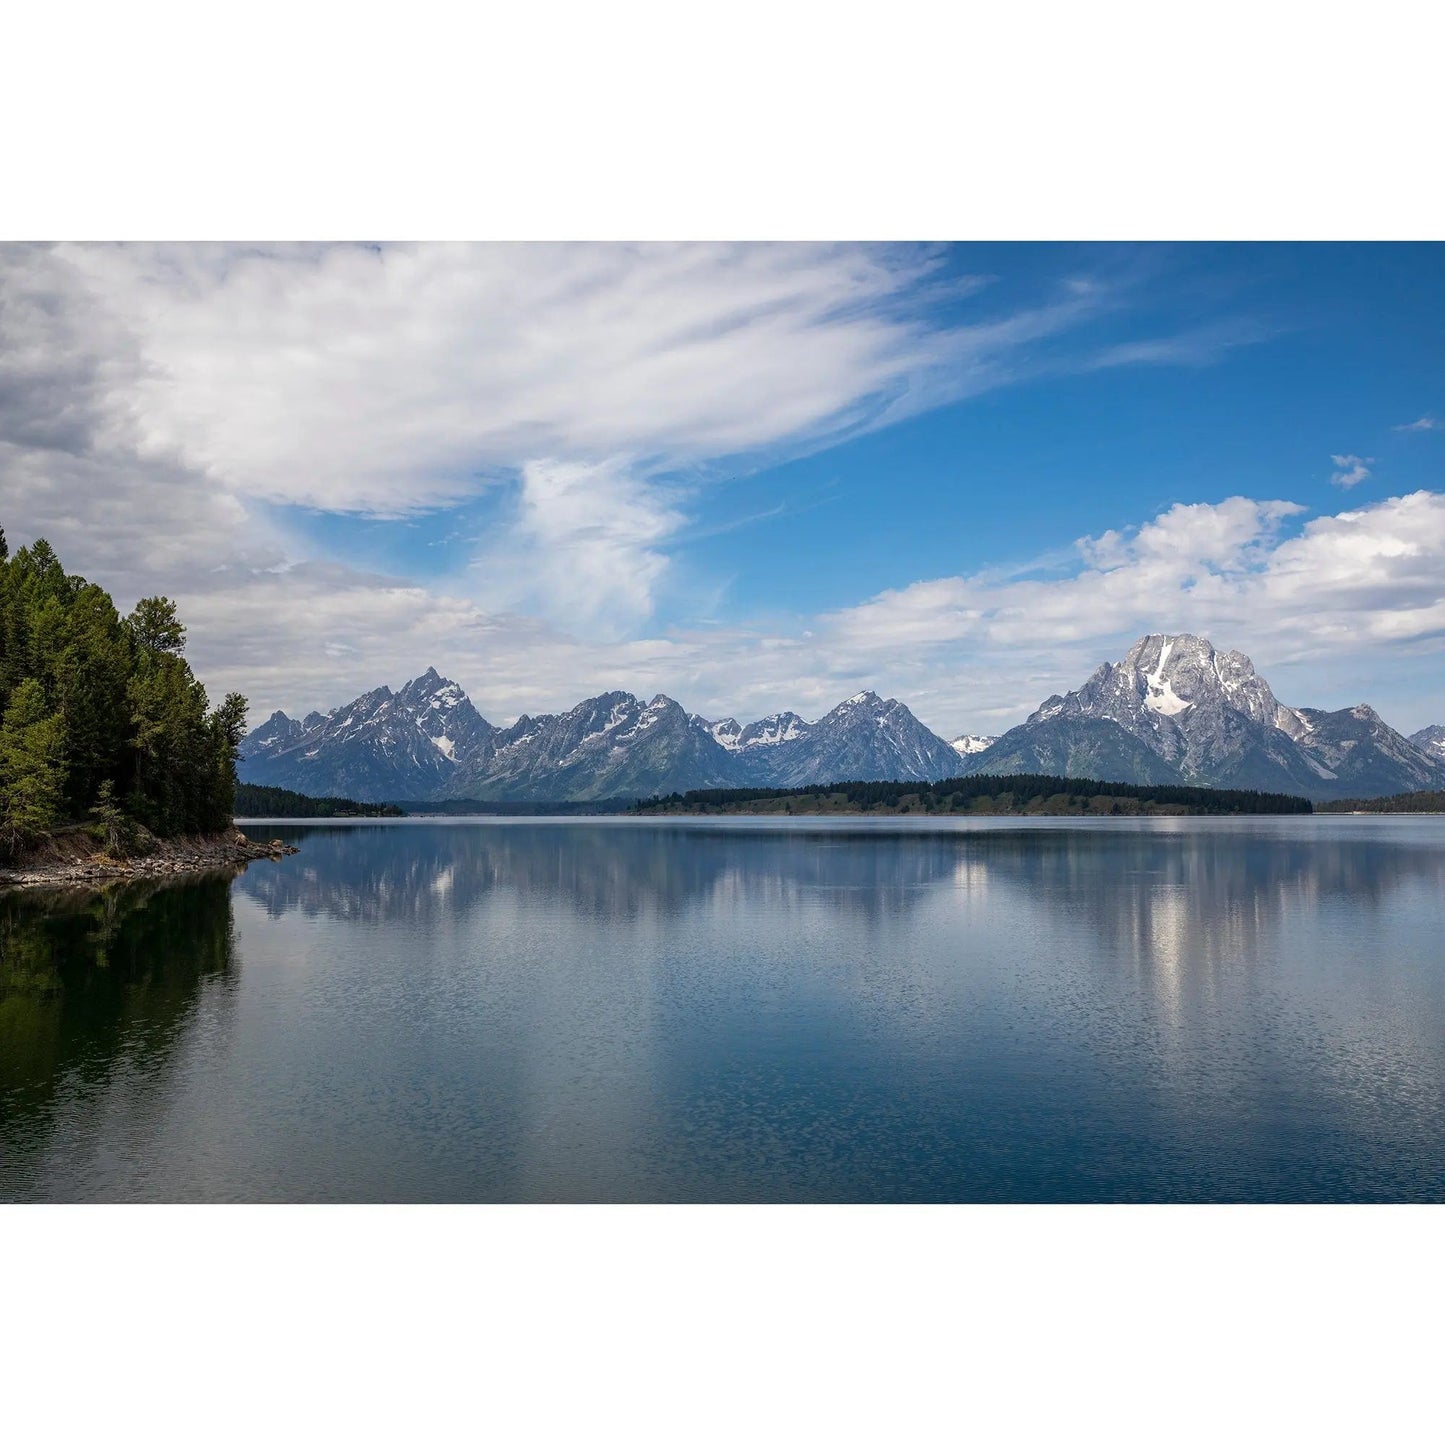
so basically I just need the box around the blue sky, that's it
[3,241,1443,734]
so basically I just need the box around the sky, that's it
[2,240,1443,738]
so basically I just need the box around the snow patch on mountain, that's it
[1411,725,1445,759]
[950,734,999,756]
[991,632,1445,801]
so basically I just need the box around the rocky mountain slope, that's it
[1411,724,1445,761]
[240,674,964,802]
[240,637,1445,804]
[956,633,1445,801]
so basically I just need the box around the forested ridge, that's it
[0,529,247,861]
[1317,791,1445,814]
[234,783,404,818]
[636,773,1313,816]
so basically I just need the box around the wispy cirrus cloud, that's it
[1084,318,1273,371]
[1395,415,1440,432]
[1329,453,1373,487]
[16,241,1065,516]
[2,239,1241,651]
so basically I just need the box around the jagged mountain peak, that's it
[240,676,965,801]
[1411,724,1445,759]
[700,715,743,749]
[397,666,467,702]
[241,646,1445,808]
[1045,631,1294,740]
[973,631,1445,801]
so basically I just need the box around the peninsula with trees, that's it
[0,529,291,887]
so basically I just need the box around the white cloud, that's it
[1330,453,1373,487]
[0,239,1126,644]
[1083,318,1272,370]
[1395,415,1440,432]
[470,460,686,636]
[33,241,1032,514]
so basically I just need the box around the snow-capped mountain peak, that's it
[1411,724,1445,760]
[241,680,963,802]
[736,711,808,748]
[240,641,1444,809]
[704,717,743,750]
[971,632,1445,801]
[950,734,999,756]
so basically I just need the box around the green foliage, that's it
[1317,790,1445,814]
[125,595,186,656]
[636,773,1314,817]
[234,782,405,818]
[0,532,247,862]
[88,779,142,856]
[0,679,68,853]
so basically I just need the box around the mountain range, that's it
[241,672,960,803]
[240,635,1445,804]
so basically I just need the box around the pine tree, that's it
[0,678,67,856]
[126,596,186,657]
[88,778,139,856]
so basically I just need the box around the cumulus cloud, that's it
[1330,453,1373,487]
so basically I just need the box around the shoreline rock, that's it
[0,829,299,892]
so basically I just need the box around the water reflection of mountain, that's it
[0,874,237,1197]
[236,823,978,926]
[956,826,1445,967]
[239,821,1445,949]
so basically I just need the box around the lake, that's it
[3,815,1443,1203]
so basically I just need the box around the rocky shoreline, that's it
[0,829,299,891]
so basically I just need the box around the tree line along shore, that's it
[634,775,1314,817]
[1315,790,1445,814]
[0,530,248,871]
[234,782,403,818]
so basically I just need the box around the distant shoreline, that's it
[633,774,1313,818]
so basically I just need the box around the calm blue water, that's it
[3,816,1443,1202]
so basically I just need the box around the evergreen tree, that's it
[88,778,139,856]
[126,596,186,656]
[0,678,67,855]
